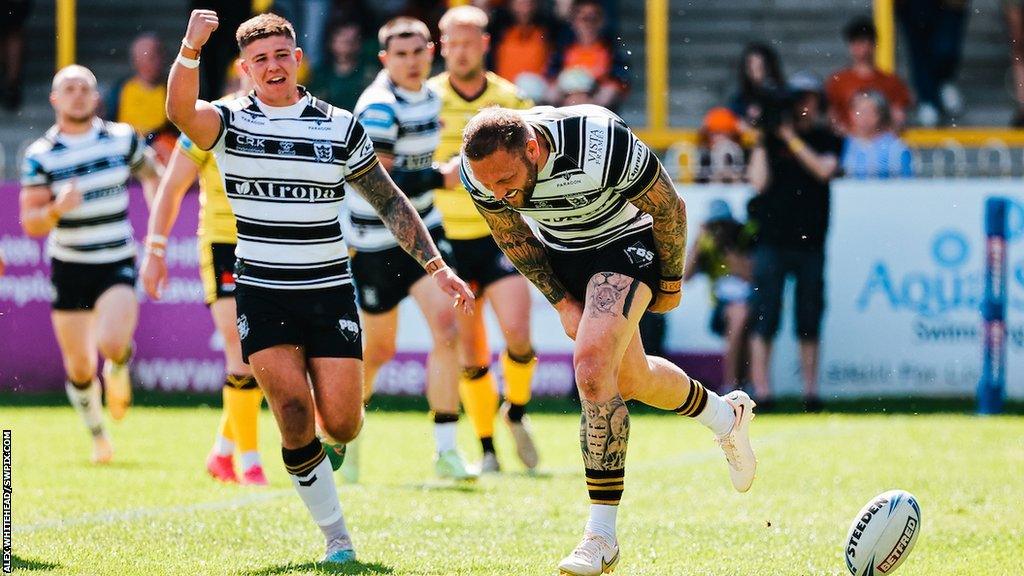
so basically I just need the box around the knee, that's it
[277,396,312,427]
[97,334,129,363]
[573,345,615,400]
[429,309,458,349]
[363,340,396,369]
[65,360,96,384]
[322,410,362,444]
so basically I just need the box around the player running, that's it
[460,105,758,576]
[20,65,162,464]
[340,17,476,482]
[166,11,473,564]
[429,5,540,474]
[141,71,268,486]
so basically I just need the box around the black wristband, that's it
[659,275,683,282]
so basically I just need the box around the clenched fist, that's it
[184,9,219,51]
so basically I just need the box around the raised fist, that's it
[184,9,219,51]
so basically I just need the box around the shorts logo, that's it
[219,270,236,291]
[624,242,655,268]
[236,314,250,340]
[314,141,334,162]
[337,316,360,342]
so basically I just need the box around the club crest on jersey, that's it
[337,316,360,342]
[624,242,654,268]
[236,314,250,340]
[278,140,296,156]
[313,141,334,162]
[565,193,588,207]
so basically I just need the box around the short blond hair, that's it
[378,17,431,50]
[235,13,296,50]
[52,64,97,91]
[439,6,489,35]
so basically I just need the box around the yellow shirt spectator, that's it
[177,134,237,245]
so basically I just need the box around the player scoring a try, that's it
[460,105,758,576]
[166,10,474,564]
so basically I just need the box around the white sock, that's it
[434,421,457,453]
[65,379,106,439]
[288,452,349,543]
[584,504,618,542]
[214,436,234,457]
[696,391,736,437]
[240,450,261,470]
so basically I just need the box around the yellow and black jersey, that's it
[176,133,236,245]
[427,71,532,240]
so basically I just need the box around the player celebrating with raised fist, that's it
[460,106,758,576]
[20,64,162,464]
[166,10,474,565]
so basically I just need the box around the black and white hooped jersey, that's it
[343,71,442,252]
[21,119,145,264]
[209,88,378,290]
[460,105,662,252]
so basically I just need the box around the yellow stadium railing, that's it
[57,0,76,70]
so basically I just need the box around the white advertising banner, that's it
[387,179,1023,399]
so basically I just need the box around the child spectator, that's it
[697,107,746,183]
[685,200,753,393]
[842,90,914,178]
[826,17,912,133]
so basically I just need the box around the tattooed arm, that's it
[629,166,687,313]
[349,163,474,311]
[477,205,583,338]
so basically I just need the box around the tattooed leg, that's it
[581,395,629,506]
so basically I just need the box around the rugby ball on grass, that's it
[844,490,921,575]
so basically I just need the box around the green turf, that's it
[4,403,1022,575]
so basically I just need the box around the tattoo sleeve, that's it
[629,167,687,279]
[478,206,569,305]
[580,395,630,470]
[348,162,439,266]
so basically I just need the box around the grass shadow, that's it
[11,554,61,571]
[240,560,394,575]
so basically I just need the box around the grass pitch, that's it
[4,398,1023,575]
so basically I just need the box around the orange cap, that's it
[702,107,740,135]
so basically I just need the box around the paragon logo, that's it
[232,180,339,201]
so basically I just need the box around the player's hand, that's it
[184,9,219,51]
[434,267,476,314]
[440,157,462,190]
[648,289,682,314]
[140,253,168,300]
[52,180,83,216]
[554,297,583,340]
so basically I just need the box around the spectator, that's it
[897,0,968,126]
[0,0,31,110]
[106,33,177,162]
[190,0,251,100]
[826,17,912,133]
[728,42,786,129]
[842,91,914,179]
[685,200,753,393]
[696,107,746,183]
[1004,0,1024,125]
[745,72,842,413]
[489,0,556,86]
[307,20,380,113]
[547,0,629,111]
